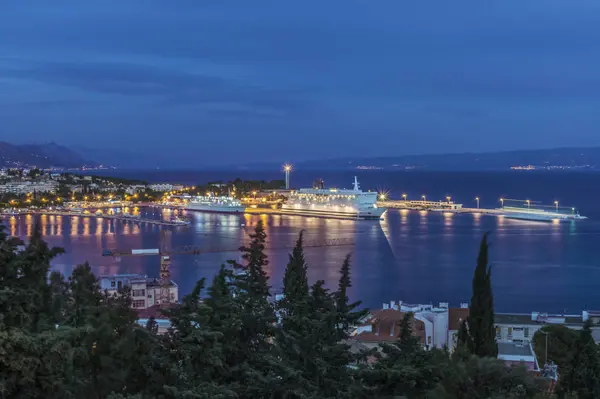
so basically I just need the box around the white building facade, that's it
[99,274,178,309]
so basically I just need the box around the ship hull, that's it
[184,204,246,214]
[280,206,386,220]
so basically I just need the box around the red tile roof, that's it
[352,309,425,344]
[448,307,470,331]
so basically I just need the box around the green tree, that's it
[433,355,541,399]
[467,233,498,358]
[562,320,600,398]
[281,231,309,314]
[334,253,368,342]
[366,313,445,398]
[226,220,278,398]
[532,324,578,376]
[165,278,237,398]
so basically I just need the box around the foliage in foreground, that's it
[0,223,575,398]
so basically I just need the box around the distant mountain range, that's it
[2,141,600,171]
[0,141,100,169]
[238,147,600,171]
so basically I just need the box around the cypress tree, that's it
[468,233,498,357]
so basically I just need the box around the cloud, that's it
[1,59,312,115]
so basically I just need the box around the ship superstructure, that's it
[280,177,385,220]
[183,195,245,214]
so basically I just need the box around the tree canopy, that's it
[0,222,590,398]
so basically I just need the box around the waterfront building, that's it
[0,180,58,194]
[125,185,147,194]
[351,300,452,349]
[99,274,178,309]
[495,311,600,344]
[356,300,600,372]
[149,183,184,192]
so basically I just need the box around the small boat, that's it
[171,217,191,226]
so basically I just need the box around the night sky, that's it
[2,1,600,166]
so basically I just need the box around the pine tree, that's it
[164,278,235,398]
[368,313,445,397]
[281,231,309,315]
[468,233,498,357]
[334,254,368,341]
[1,223,64,332]
[225,221,278,398]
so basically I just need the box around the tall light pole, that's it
[446,196,451,203]
[422,195,426,203]
[402,193,407,201]
[500,198,504,208]
[283,164,292,190]
[526,199,531,209]
[554,201,559,212]
[541,330,550,365]
[475,197,480,209]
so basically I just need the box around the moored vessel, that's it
[183,195,246,214]
[280,177,385,220]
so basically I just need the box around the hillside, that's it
[237,147,600,171]
[0,141,99,169]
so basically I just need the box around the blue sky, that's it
[1,0,600,166]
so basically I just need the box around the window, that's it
[427,336,432,345]
[133,300,145,308]
[508,327,513,337]
[132,289,146,297]
[524,328,530,338]
[117,281,122,289]
[496,326,501,337]
[110,281,115,288]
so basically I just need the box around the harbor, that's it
[1,209,191,227]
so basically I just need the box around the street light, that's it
[554,201,559,212]
[446,196,451,203]
[379,193,387,201]
[422,195,426,202]
[475,197,480,209]
[500,198,504,208]
[526,199,531,209]
[283,164,292,190]
[402,194,407,201]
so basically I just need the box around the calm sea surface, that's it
[5,170,600,313]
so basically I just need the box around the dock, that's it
[4,210,190,227]
[377,200,463,211]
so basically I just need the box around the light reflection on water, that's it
[5,208,600,313]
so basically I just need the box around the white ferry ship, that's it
[184,195,246,214]
[280,177,385,220]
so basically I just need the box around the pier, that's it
[3,210,190,227]
[377,200,463,211]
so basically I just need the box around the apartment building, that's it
[99,274,179,309]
